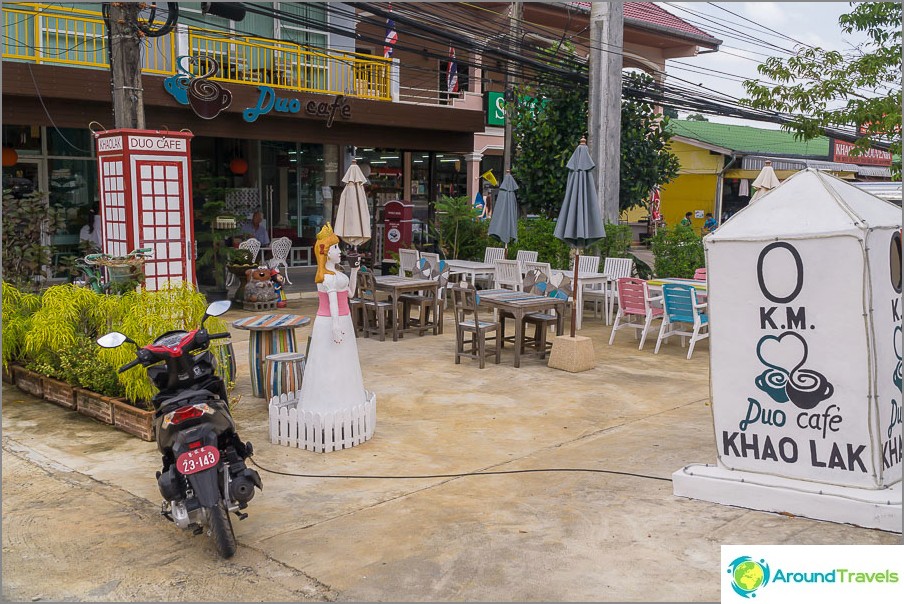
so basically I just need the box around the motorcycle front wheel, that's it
[207,501,236,558]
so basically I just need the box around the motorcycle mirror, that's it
[97,332,129,349]
[202,300,232,326]
[205,300,231,317]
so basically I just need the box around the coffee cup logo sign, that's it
[722,241,871,476]
[164,55,232,120]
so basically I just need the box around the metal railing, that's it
[2,3,392,100]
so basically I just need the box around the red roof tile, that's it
[571,2,720,46]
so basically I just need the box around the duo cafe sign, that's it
[163,55,352,126]
[704,170,901,491]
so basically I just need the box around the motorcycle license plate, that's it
[176,446,220,475]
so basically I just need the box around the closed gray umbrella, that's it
[554,137,606,336]
[488,170,520,248]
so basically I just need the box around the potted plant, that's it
[194,176,240,298]
[226,247,256,303]
[2,188,65,292]
[2,281,41,383]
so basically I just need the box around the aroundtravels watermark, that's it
[722,546,902,602]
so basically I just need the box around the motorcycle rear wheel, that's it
[207,501,236,558]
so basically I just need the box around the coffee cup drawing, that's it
[894,325,902,391]
[755,332,834,410]
[786,368,834,410]
[188,78,232,120]
[755,368,789,403]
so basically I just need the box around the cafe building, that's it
[2,2,720,280]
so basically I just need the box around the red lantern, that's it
[1,147,18,167]
[229,157,248,175]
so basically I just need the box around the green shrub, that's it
[649,225,705,278]
[57,336,125,398]
[2,282,42,370]
[433,195,492,260]
[509,217,573,268]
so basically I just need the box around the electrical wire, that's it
[248,457,673,483]
[26,63,91,153]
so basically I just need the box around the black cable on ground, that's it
[249,457,672,483]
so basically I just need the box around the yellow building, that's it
[623,119,893,238]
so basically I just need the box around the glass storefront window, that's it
[47,127,94,157]
[49,158,97,244]
[2,125,42,156]
[297,143,325,239]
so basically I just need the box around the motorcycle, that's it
[97,300,261,559]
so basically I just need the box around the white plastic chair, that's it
[420,252,440,271]
[522,260,552,281]
[267,236,293,284]
[493,259,522,291]
[483,247,505,264]
[515,249,538,267]
[588,257,634,324]
[226,237,261,287]
[399,248,419,277]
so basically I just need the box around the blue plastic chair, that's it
[654,284,709,360]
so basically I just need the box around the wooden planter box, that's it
[41,376,78,410]
[111,398,156,442]
[75,388,117,425]
[12,366,43,398]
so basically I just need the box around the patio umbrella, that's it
[487,170,520,252]
[750,159,780,202]
[334,160,371,254]
[554,137,606,337]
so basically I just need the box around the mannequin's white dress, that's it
[298,271,367,415]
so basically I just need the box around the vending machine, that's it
[94,129,195,290]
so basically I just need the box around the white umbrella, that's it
[750,160,781,202]
[334,161,371,250]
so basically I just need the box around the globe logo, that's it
[727,556,771,598]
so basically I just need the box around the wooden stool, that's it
[264,351,306,401]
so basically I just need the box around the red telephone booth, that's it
[94,129,195,290]
[383,199,413,261]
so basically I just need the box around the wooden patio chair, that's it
[359,270,395,342]
[451,281,501,369]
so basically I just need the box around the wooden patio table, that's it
[374,274,438,342]
[476,289,567,368]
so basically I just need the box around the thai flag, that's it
[383,5,397,58]
[447,46,459,94]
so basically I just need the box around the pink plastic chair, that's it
[693,268,707,281]
[608,277,663,350]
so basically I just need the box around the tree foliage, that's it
[742,2,901,174]
[511,67,680,218]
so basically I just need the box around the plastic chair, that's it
[399,248,419,277]
[608,277,663,350]
[515,249,538,271]
[483,247,505,264]
[655,284,709,360]
[267,236,293,284]
[522,261,552,281]
[693,268,707,281]
[493,259,522,291]
[572,255,600,274]
[226,238,261,287]
[451,281,501,369]
[594,257,634,324]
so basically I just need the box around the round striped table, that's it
[232,313,311,398]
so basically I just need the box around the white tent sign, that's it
[706,170,901,490]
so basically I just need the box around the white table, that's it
[551,270,611,330]
[445,259,496,287]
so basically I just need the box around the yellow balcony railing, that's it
[2,3,392,101]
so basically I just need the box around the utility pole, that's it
[502,1,522,173]
[587,2,623,226]
[107,3,145,129]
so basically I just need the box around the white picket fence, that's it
[268,390,376,452]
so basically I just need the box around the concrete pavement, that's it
[2,294,899,602]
